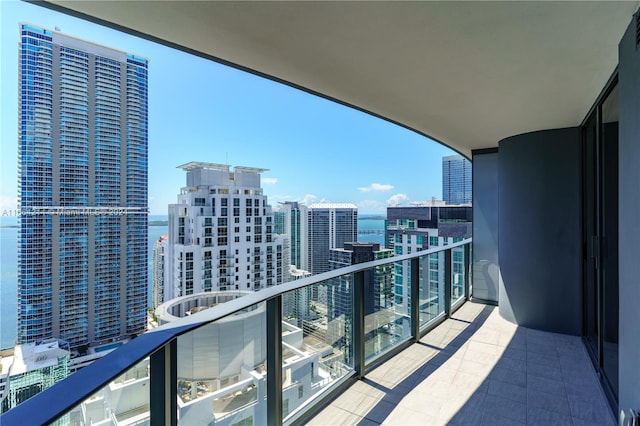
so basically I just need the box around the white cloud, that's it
[262,177,278,185]
[0,195,18,211]
[386,193,409,206]
[357,183,394,192]
[267,194,293,205]
[300,194,318,205]
[356,200,386,213]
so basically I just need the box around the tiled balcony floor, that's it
[308,302,615,426]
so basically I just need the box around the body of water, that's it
[0,214,385,349]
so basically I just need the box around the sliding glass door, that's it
[582,80,619,406]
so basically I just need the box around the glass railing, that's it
[0,239,471,426]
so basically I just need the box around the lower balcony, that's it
[308,302,614,425]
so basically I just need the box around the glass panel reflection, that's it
[282,280,354,421]
[67,357,150,425]
[174,295,267,425]
[419,252,445,328]
[452,246,466,304]
[364,259,410,361]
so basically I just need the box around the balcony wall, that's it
[473,127,582,335]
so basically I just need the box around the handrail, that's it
[0,238,471,425]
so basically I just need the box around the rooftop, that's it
[308,203,358,209]
[5,340,69,376]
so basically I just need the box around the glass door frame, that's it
[580,72,619,412]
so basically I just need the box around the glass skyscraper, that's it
[307,203,357,275]
[277,201,308,271]
[442,154,472,205]
[18,24,148,349]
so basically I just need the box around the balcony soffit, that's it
[43,1,640,157]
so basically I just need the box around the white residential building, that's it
[165,162,286,301]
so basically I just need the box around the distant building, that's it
[282,266,313,325]
[165,162,285,301]
[273,211,286,235]
[307,204,358,275]
[442,155,472,205]
[386,206,472,316]
[0,339,70,414]
[327,243,393,361]
[152,235,169,309]
[277,202,309,271]
[17,24,149,349]
[329,243,394,316]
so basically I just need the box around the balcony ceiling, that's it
[44,1,639,157]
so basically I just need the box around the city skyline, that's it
[1,1,459,217]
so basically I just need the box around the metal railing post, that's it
[464,243,471,301]
[149,339,177,426]
[353,270,365,380]
[410,257,420,342]
[267,296,283,426]
[444,249,452,318]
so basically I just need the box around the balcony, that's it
[308,302,614,425]
[10,2,640,423]
[1,238,617,425]
[1,240,473,425]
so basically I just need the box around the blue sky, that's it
[1,0,456,215]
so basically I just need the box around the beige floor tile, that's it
[309,303,615,426]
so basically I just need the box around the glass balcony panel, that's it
[66,357,150,425]
[176,302,267,425]
[281,280,354,421]
[452,246,466,305]
[419,252,445,329]
[364,262,410,362]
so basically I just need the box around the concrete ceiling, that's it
[42,1,639,157]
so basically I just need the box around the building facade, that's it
[152,234,168,309]
[307,203,357,275]
[276,202,309,271]
[327,242,393,361]
[165,162,285,301]
[17,24,148,349]
[386,206,471,317]
[442,155,472,205]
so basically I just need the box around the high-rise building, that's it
[307,203,357,275]
[327,242,393,361]
[152,235,168,309]
[17,24,149,349]
[165,162,285,300]
[442,155,472,205]
[276,201,309,271]
[328,242,393,317]
[386,205,471,316]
